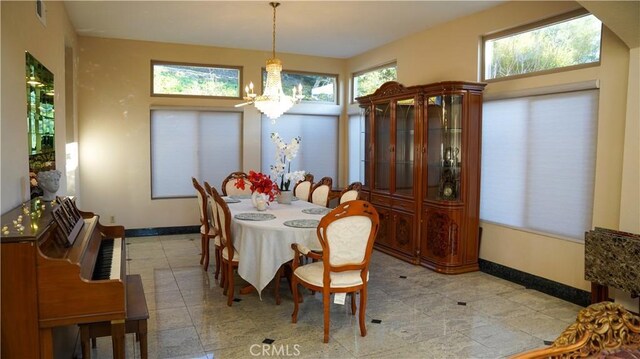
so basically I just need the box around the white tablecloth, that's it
[228,198,326,297]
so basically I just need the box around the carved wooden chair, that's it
[309,177,333,207]
[511,302,640,359]
[203,182,223,281]
[293,173,314,202]
[221,171,252,196]
[210,186,241,306]
[290,200,379,343]
[339,181,362,204]
[192,178,218,272]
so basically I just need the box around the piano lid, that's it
[1,198,58,244]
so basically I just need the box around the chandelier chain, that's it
[270,2,279,59]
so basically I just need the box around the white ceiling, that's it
[63,1,504,59]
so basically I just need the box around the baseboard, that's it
[479,258,590,307]
[125,226,198,238]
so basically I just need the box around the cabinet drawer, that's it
[392,198,414,212]
[370,194,392,207]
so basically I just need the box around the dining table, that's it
[224,195,331,298]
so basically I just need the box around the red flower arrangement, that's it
[235,170,280,202]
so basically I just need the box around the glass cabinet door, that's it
[426,94,463,202]
[362,107,370,187]
[395,98,415,196]
[374,103,391,192]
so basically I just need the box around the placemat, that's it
[301,208,330,215]
[234,212,276,221]
[283,219,320,228]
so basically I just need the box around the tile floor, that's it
[88,234,584,358]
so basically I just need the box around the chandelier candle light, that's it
[235,2,303,122]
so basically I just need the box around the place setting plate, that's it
[301,208,330,215]
[283,219,320,228]
[223,197,241,203]
[234,213,276,221]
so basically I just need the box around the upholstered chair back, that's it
[192,177,208,228]
[294,181,312,201]
[310,177,333,207]
[221,171,252,196]
[317,200,379,268]
[212,188,235,261]
[203,182,220,233]
[339,182,362,204]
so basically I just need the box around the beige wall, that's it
[346,1,634,291]
[2,1,636,294]
[1,1,77,213]
[76,37,345,228]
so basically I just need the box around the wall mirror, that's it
[26,52,55,198]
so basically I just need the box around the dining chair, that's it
[293,173,314,201]
[192,178,218,272]
[210,186,241,306]
[309,177,333,207]
[290,200,379,343]
[221,171,252,196]
[203,182,223,280]
[339,182,363,204]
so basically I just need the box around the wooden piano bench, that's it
[79,274,149,359]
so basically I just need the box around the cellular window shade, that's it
[480,90,598,240]
[348,114,364,184]
[151,110,242,198]
[261,114,338,184]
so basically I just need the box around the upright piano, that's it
[1,197,127,358]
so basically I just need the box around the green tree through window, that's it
[484,14,601,80]
[153,62,240,97]
[353,64,397,100]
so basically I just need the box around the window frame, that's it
[260,68,339,105]
[481,9,602,82]
[150,60,243,99]
[351,61,397,103]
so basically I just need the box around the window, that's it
[262,70,338,104]
[480,89,598,240]
[483,10,601,81]
[152,61,241,98]
[348,113,365,184]
[151,109,242,198]
[261,114,338,184]
[352,63,397,101]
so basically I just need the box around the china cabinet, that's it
[356,81,486,273]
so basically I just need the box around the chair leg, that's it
[227,264,235,306]
[203,236,210,272]
[199,233,205,266]
[351,292,356,315]
[323,289,331,343]
[214,246,221,280]
[221,261,228,294]
[291,276,300,323]
[359,287,367,337]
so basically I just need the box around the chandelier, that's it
[235,2,303,122]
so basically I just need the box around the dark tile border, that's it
[479,258,590,307]
[125,226,198,238]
